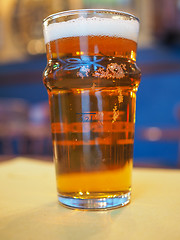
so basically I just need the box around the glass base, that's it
[58,192,131,210]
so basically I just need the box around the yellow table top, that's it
[0,157,180,240]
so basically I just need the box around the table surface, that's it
[0,157,180,240]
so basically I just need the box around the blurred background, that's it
[0,0,180,168]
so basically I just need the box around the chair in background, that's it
[0,99,29,155]
[26,101,52,155]
[0,99,52,156]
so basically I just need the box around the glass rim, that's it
[43,9,140,25]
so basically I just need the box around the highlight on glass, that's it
[43,9,141,210]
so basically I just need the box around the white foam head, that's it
[44,17,139,44]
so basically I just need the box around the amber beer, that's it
[43,10,141,209]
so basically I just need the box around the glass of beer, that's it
[43,9,141,210]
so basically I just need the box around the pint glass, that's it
[43,9,141,210]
